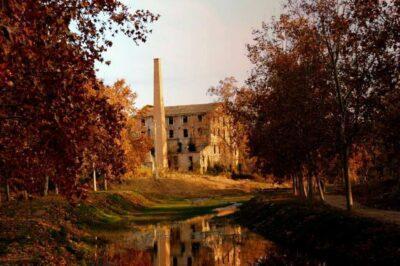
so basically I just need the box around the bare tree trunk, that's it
[23,190,28,200]
[316,176,325,202]
[341,145,353,210]
[55,184,59,195]
[298,173,307,198]
[6,183,10,201]
[292,175,298,196]
[44,175,49,196]
[104,174,108,191]
[323,25,354,211]
[93,168,97,192]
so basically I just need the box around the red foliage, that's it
[0,1,158,198]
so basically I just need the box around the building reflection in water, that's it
[96,210,275,266]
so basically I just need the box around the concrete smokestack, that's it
[153,58,168,172]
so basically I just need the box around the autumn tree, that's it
[212,0,398,209]
[0,1,158,199]
[100,80,151,177]
[284,0,399,209]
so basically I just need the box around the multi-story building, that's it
[141,103,239,173]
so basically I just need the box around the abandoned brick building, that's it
[141,103,240,173]
[141,58,243,174]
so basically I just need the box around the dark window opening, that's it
[198,115,203,122]
[188,143,196,152]
[191,242,200,254]
[177,142,183,153]
[188,257,193,266]
[173,257,178,266]
[180,243,185,254]
[183,129,189,138]
[169,130,174,138]
[182,116,188,123]
[150,148,155,157]
[147,129,151,136]
[168,116,174,125]
[141,119,145,125]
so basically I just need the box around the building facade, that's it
[141,103,239,173]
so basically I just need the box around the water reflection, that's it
[95,212,274,265]
[94,207,325,266]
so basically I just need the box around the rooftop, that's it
[142,103,220,117]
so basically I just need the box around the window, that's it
[188,143,196,152]
[168,116,174,125]
[147,129,151,136]
[182,116,188,123]
[169,130,174,138]
[180,243,185,254]
[183,129,189,138]
[214,145,216,154]
[198,115,203,122]
[141,119,145,125]
[177,142,183,153]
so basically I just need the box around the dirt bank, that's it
[235,191,400,265]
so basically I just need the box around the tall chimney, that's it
[153,58,168,171]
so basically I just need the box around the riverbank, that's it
[235,190,400,265]
[0,174,268,264]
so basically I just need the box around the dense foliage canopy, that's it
[0,0,158,199]
[211,0,399,209]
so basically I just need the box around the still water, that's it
[92,205,325,266]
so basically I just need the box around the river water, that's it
[92,204,325,266]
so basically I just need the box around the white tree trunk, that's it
[292,175,298,196]
[316,176,325,202]
[104,174,108,191]
[93,168,97,192]
[44,176,49,196]
[6,184,10,201]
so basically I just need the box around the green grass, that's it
[76,192,251,230]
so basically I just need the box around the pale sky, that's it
[96,0,284,107]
